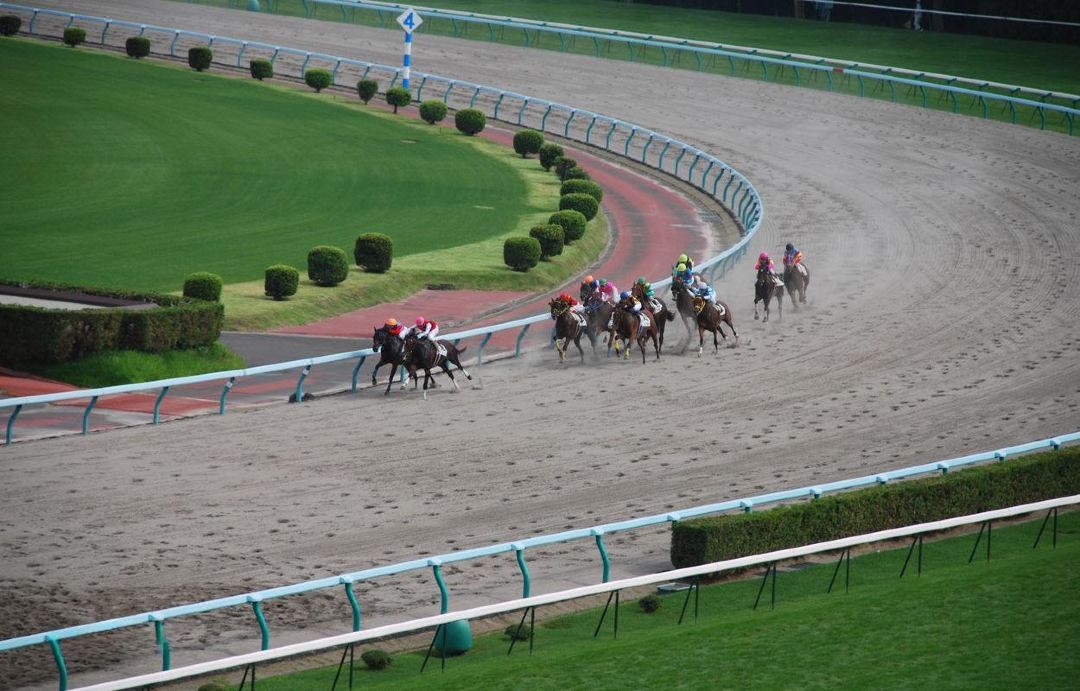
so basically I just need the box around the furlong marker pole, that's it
[396,8,422,91]
[402,30,411,89]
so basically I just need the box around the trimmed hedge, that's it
[264,265,299,301]
[670,445,1080,569]
[183,272,223,302]
[307,245,349,286]
[561,179,603,202]
[62,27,86,48]
[0,15,21,36]
[503,236,541,272]
[454,108,486,136]
[125,37,151,59]
[418,100,448,125]
[553,156,577,180]
[562,166,590,181]
[385,86,411,113]
[529,224,564,259]
[356,78,378,104]
[538,142,564,171]
[354,233,393,273]
[559,192,599,221]
[513,129,544,158]
[249,59,273,81]
[304,68,332,93]
[188,46,213,71]
[361,649,392,671]
[548,209,587,244]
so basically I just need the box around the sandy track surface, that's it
[4,2,1080,688]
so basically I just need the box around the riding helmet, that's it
[385,318,398,327]
[759,252,769,260]
[636,276,646,284]
[676,263,687,272]
[785,243,794,252]
[620,290,630,300]
[415,316,425,326]
[678,253,688,263]
[583,274,594,284]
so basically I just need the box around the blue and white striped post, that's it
[396,8,422,91]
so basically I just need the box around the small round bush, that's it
[125,36,150,58]
[62,27,86,48]
[307,245,349,286]
[553,156,578,180]
[385,86,411,113]
[548,209,587,244]
[183,272,223,302]
[249,58,273,80]
[188,46,213,71]
[356,78,378,104]
[639,594,661,614]
[264,264,299,301]
[454,108,487,136]
[562,166,590,182]
[361,649,392,671]
[504,624,532,641]
[0,15,22,37]
[503,236,541,272]
[304,68,332,93]
[538,142,564,171]
[529,224,565,259]
[559,192,599,221]
[418,99,448,125]
[561,179,603,203]
[512,129,544,158]
[354,233,393,273]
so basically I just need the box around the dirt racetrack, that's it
[3,2,1080,688]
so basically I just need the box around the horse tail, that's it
[665,310,675,321]
[457,345,468,354]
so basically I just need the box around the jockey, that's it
[673,252,695,275]
[754,252,775,275]
[413,316,439,340]
[597,278,618,303]
[636,276,663,313]
[691,275,717,304]
[673,262,694,287]
[621,290,643,313]
[560,292,584,313]
[782,243,803,268]
[385,318,404,338]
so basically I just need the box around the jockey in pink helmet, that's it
[754,251,775,274]
[413,316,439,340]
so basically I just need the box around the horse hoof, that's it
[754,314,760,321]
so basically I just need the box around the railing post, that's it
[514,324,531,357]
[47,636,68,691]
[442,80,454,103]
[477,332,493,364]
[5,404,22,446]
[563,109,576,137]
[593,530,611,582]
[640,134,654,164]
[82,396,99,435]
[153,386,170,425]
[351,355,367,392]
[293,365,311,403]
[604,121,618,150]
[342,577,361,631]
[219,377,235,414]
[514,545,531,598]
[248,597,270,650]
[430,560,449,614]
[152,616,171,670]
[170,30,180,57]
[673,147,687,177]
[493,92,506,119]
[540,104,553,131]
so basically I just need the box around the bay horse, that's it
[581,294,614,352]
[549,297,590,363]
[754,266,784,322]
[783,262,810,307]
[692,296,738,354]
[610,297,660,364]
[402,335,472,393]
[631,283,675,355]
[371,325,417,391]
[670,277,698,351]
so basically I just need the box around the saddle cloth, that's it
[771,275,785,287]
[649,298,663,313]
[435,342,447,358]
[639,313,651,329]
[571,311,588,330]
[796,263,808,278]
[715,302,726,317]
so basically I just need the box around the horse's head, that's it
[372,325,387,350]
[579,284,595,303]
[549,297,569,318]
[692,296,707,314]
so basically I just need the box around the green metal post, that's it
[293,365,310,403]
[170,31,180,57]
[604,121,617,150]
[82,396,99,435]
[623,128,636,156]
[515,548,531,598]
[514,324,530,357]
[594,532,611,582]
[416,75,427,100]
[657,141,672,170]
[563,110,576,138]
[493,93,506,119]
[712,168,725,196]
[517,98,529,125]
[5,404,21,445]
[236,42,246,68]
[477,332,493,364]
[100,21,110,43]
[442,81,454,103]
[432,562,449,613]
[701,160,714,187]
[154,618,171,670]
[343,579,361,631]
[219,377,235,414]
[153,386,170,425]
[687,153,701,182]
[584,116,598,143]
[351,355,366,392]
[673,147,687,177]
[469,86,480,107]
[300,52,311,78]
[641,135,654,164]
[249,598,270,650]
[540,104,553,131]
[47,637,68,691]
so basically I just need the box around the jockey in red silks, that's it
[385,318,404,338]
[596,278,618,303]
[413,316,439,340]
[782,243,804,268]
[754,251,776,274]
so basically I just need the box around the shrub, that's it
[354,233,393,273]
[361,649,392,671]
[418,99,448,125]
[188,46,213,71]
[503,236,541,272]
[307,245,349,286]
[62,27,86,48]
[529,224,565,259]
[538,142,564,171]
[264,265,299,301]
[304,68,332,93]
[561,179,603,203]
[356,78,378,104]
[183,272,223,302]
[512,129,544,158]
[559,192,599,221]
[454,108,486,136]
[0,15,21,36]
[553,156,577,179]
[249,58,273,80]
[548,209,587,244]
[562,166,590,181]
[639,594,661,614]
[504,624,532,641]
[125,36,150,58]
[385,86,411,113]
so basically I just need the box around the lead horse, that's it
[670,277,698,351]
[371,325,417,391]
[402,335,472,393]
[549,297,591,363]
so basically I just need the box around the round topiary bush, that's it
[503,624,532,641]
[454,108,486,136]
[188,46,213,71]
[561,179,603,203]
[553,156,578,180]
[529,224,565,259]
[560,192,599,221]
[307,245,349,286]
[304,68,332,93]
[562,167,590,182]
[125,36,150,58]
[264,264,299,301]
[385,86,411,113]
[512,129,544,158]
[639,594,661,614]
[361,649,392,671]
[249,58,273,80]
[548,209,587,244]
[356,78,378,104]
[0,15,22,37]
[418,99,448,125]
[62,27,86,48]
[183,272,223,302]
[503,236,541,272]
[538,142,564,171]
[354,233,393,273]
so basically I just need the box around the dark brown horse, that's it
[549,297,590,363]
[692,296,738,354]
[783,262,810,307]
[581,294,614,353]
[610,297,660,364]
[754,266,784,322]
[670,277,698,351]
[371,325,417,391]
[402,335,472,393]
[631,283,675,354]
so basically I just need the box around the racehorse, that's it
[692,296,738,354]
[754,266,784,322]
[631,283,675,354]
[610,296,660,364]
[670,277,699,351]
[581,294,614,351]
[549,297,590,363]
[401,335,472,393]
[371,325,417,391]
[783,262,810,307]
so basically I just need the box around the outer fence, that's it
[187,0,1080,134]
[68,493,1080,690]
[0,3,762,444]
[2,431,1077,689]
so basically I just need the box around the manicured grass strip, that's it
[20,342,245,388]
[243,510,1080,689]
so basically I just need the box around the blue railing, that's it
[0,4,762,444]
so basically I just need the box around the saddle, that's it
[649,297,663,314]
[771,275,785,287]
[435,341,447,359]
[571,311,587,330]
[796,263,808,278]
[638,312,652,329]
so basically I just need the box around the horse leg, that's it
[754,296,761,321]
[574,334,585,363]
[449,354,472,381]
[384,364,396,395]
[441,363,459,391]
[371,360,382,387]
[713,326,720,353]
[697,324,705,355]
[777,290,783,321]
[649,326,660,360]
[555,336,567,363]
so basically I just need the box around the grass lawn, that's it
[19,343,245,388]
[226,510,1080,689]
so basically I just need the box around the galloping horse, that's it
[610,296,660,364]
[371,325,417,391]
[581,294,614,351]
[631,283,675,354]
[754,266,784,322]
[783,262,810,307]
[402,335,472,392]
[549,297,590,363]
[670,277,698,350]
[692,296,738,354]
